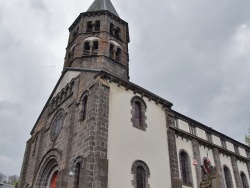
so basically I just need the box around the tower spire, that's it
[87,0,119,17]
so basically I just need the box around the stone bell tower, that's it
[63,0,130,80]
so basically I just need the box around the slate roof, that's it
[87,0,119,17]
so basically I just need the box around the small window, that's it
[75,163,81,188]
[92,41,99,55]
[241,172,249,188]
[115,27,120,38]
[109,44,114,58]
[206,132,213,143]
[86,21,93,32]
[134,101,142,127]
[223,166,234,188]
[221,139,227,149]
[179,150,193,186]
[131,161,150,188]
[116,48,121,62]
[80,96,88,121]
[131,96,147,131]
[189,124,196,136]
[95,20,100,31]
[110,23,114,35]
[83,42,90,56]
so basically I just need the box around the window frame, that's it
[131,96,147,131]
[179,150,193,186]
[131,160,150,188]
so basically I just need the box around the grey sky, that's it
[0,0,250,176]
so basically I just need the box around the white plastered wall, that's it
[176,136,198,188]
[178,119,189,133]
[220,154,236,187]
[227,141,234,152]
[107,83,171,188]
[197,128,206,140]
[239,147,247,157]
[212,135,221,146]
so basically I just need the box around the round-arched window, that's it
[50,112,64,141]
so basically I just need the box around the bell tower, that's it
[63,0,130,80]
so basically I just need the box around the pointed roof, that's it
[87,0,119,17]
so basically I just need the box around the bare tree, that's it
[0,171,7,182]
[8,175,19,185]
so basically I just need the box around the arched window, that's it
[131,96,147,131]
[95,20,100,31]
[179,150,192,185]
[92,41,99,55]
[74,163,81,188]
[81,96,88,121]
[109,44,114,58]
[86,21,93,32]
[115,27,120,38]
[241,172,249,188]
[223,165,234,188]
[116,48,121,62]
[131,161,150,188]
[134,101,142,127]
[110,23,114,35]
[83,42,90,56]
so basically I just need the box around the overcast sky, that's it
[1,0,250,176]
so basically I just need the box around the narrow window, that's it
[116,48,121,62]
[115,27,121,38]
[110,23,114,35]
[92,41,98,55]
[136,166,146,188]
[135,101,142,127]
[180,151,192,185]
[75,163,81,188]
[95,20,100,31]
[81,96,88,121]
[86,21,93,32]
[84,42,90,56]
[223,166,233,188]
[241,172,249,188]
[109,44,114,58]
[73,27,79,38]
[131,97,147,131]
[131,161,150,188]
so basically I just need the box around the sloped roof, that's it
[87,0,119,17]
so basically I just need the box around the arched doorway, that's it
[50,170,58,188]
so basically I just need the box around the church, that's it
[19,0,250,187]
